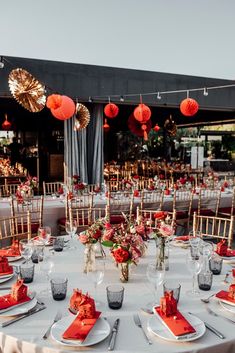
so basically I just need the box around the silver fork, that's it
[133,314,152,345]
[42,311,62,339]
[223,272,230,284]
[200,293,216,303]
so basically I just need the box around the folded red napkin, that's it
[0,249,21,257]
[175,236,189,242]
[0,294,31,310]
[215,249,235,257]
[154,307,196,337]
[0,269,13,277]
[62,311,101,341]
[215,290,235,304]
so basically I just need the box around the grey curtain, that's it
[64,104,104,185]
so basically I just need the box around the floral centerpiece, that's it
[152,211,174,270]
[102,215,146,282]
[15,176,38,203]
[79,218,106,273]
[72,175,87,195]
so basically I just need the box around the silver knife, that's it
[108,318,120,351]
[1,304,46,327]
[188,312,225,339]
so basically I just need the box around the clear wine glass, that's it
[40,256,54,297]
[86,260,105,307]
[65,220,77,250]
[37,226,51,246]
[20,239,34,263]
[146,262,165,309]
[186,251,203,296]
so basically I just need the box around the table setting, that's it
[0,218,235,353]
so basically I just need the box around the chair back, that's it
[198,188,221,216]
[106,191,134,222]
[5,183,20,196]
[43,181,63,195]
[192,212,234,247]
[0,211,32,247]
[141,190,164,211]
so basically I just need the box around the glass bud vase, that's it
[120,262,129,282]
[155,237,168,271]
[83,243,96,273]
[197,254,213,291]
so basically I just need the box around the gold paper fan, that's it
[8,68,46,112]
[74,103,90,131]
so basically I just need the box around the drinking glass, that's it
[65,220,77,250]
[186,251,203,295]
[37,226,51,246]
[86,260,105,307]
[146,262,165,308]
[20,239,34,263]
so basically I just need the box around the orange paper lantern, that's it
[104,103,119,118]
[51,95,75,120]
[180,98,199,116]
[46,94,62,109]
[133,104,151,123]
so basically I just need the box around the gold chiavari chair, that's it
[0,185,7,197]
[5,183,20,196]
[218,186,235,218]
[106,191,134,224]
[10,196,44,237]
[0,211,32,248]
[68,205,108,232]
[43,181,63,196]
[197,188,221,217]
[140,190,164,211]
[136,207,176,231]
[106,180,124,192]
[192,212,234,247]
[173,189,194,233]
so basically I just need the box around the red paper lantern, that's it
[180,98,199,116]
[46,94,62,109]
[104,103,119,118]
[153,124,160,132]
[133,104,151,123]
[128,114,152,138]
[103,118,110,132]
[51,95,75,120]
[2,114,11,130]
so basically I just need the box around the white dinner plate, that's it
[217,296,235,307]
[0,273,14,284]
[51,316,110,347]
[148,312,205,342]
[220,301,235,313]
[7,256,22,262]
[219,256,235,263]
[0,294,37,316]
[0,273,14,279]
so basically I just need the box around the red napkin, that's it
[0,268,13,277]
[215,249,235,257]
[62,311,101,341]
[215,290,235,304]
[154,307,196,337]
[0,249,21,257]
[175,236,189,242]
[0,294,31,310]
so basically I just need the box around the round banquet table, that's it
[0,240,235,353]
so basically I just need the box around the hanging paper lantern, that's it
[133,104,151,123]
[180,98,199,116]
[51,95,75,120]
[153,124,160,132]
[128,114,152,138]
[2,114,11,130]
[103,118,110,132]
[104,103,119,118]
[46,94,62,109]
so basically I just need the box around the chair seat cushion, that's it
[110,215,125,224]
[18,222,39,234]
[219,207,235,216]
[58,217,66,226]
[176,211,188,219]
[199,209,216,216]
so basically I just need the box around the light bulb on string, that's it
[120,96,124,102]
[0,56,4,69]
[157,92,161,100]
[203,88,208,96]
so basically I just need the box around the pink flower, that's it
[103,229,115,241]
[159,224,174,237]
[135,225,145,236]
[79,233,89,244]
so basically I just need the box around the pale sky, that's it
[0,0,234,79]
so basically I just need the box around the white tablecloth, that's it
[0,241,235,353]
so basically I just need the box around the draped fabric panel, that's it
[64,104,104,185]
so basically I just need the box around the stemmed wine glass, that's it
[86,260,105,307]
[40,256,54,297]
[186,250,203,296]
[20,239,34,263]
[146,262,165,309]
[65,220,77,250]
